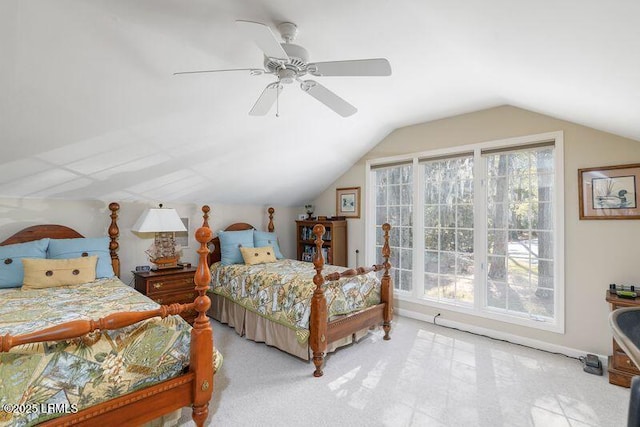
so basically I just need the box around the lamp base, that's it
[151,256,180,270]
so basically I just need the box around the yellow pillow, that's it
[22,256,98,290]
[240,246,277,265]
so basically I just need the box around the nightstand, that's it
[606,290,640,387]
[133,267,198,325]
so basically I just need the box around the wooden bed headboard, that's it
[201,205,274,266]
[0,202,121,277]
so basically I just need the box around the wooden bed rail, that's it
[0,303,194,352]
[310,222,393,377]
[323,264,386,282]
[315,223,391,284]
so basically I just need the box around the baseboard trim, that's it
[395,307,608,367]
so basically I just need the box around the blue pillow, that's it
[218,230,254,265]
[0,238,49,288]
[253,231,284,259]
[47,237,115,278]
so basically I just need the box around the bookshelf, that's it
[295,219,347,267]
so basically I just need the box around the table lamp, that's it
[132,204,187,270]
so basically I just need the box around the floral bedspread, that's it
[0,278,220,427]
[210,259,381,343]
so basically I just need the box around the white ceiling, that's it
[1,0,639,207]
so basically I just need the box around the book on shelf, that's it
[299,225,332,241]
[300,245,330,264]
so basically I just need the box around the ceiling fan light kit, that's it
[176,20,392,117]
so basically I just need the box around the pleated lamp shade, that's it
[132,208,186,233]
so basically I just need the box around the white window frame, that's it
[365,131,565,333]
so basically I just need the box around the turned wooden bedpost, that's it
[202,205,210,228]
[108,202,120,277]
[310,224,328,377]
[381,223,393,340]
[190,226,214,427]
[267,207,275,232]
[201,205,212,265]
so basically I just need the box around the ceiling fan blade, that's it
[308,58,392,76]
[236,20,289,61]
[249,83,281,116]
[300,80,357,117]
[174,68,266,76]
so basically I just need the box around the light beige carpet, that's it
[176,315,628,426]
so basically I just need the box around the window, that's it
[367,132,564,332]
[423,155,474,304]
[484,146,555,319]
[373,163,413,291]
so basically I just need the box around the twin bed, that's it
[202,206,394,377]
[0,203,216,427]
[0,202,394,426]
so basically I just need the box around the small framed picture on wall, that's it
[336,187,361,218]
[578,163,640,219]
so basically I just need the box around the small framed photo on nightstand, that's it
[297,214,307,220]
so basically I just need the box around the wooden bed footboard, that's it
[0,206,214,427]
[309,222,393,377]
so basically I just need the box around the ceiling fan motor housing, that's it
[264,43,309,78]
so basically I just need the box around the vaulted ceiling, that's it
[2,0,638,206]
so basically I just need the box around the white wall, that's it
[0,198,296,285]
[312,105,640,356]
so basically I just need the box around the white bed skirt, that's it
[207,291,369,360]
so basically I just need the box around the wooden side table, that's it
[133,267,198,325]
[606,290,640,387]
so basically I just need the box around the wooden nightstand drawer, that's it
[153,290,197,305]
[146,275,194,296]
[613,350,640,373]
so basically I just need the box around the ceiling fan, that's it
[174,20,392,117]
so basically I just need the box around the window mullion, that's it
[553,135,565,333]
[365,166,375,266]
[473,147,487,311]
[413,158,424,299]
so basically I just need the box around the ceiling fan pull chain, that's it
[276,84,280,117]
